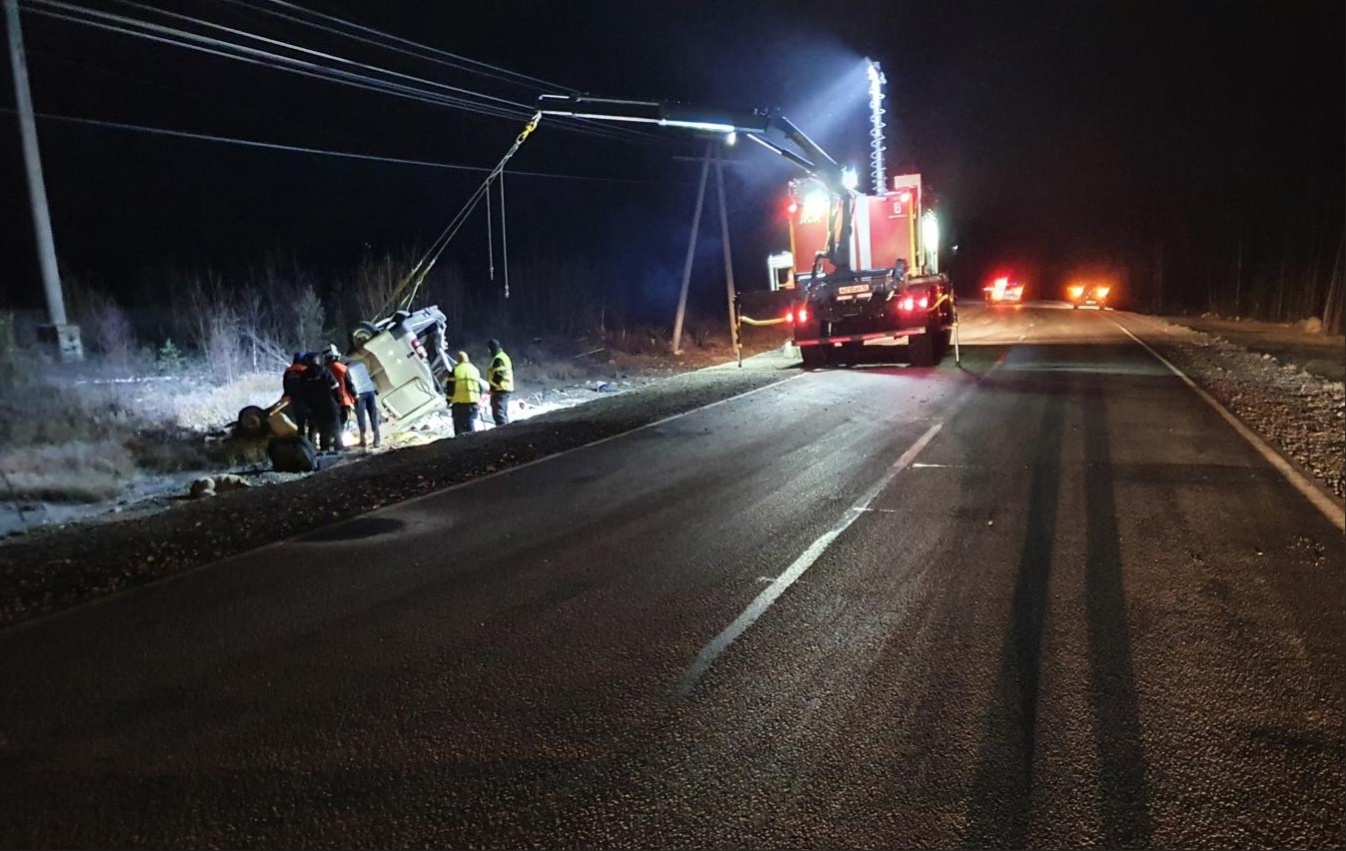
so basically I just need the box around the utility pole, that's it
[714,146,741,367]
[671,142,711,355]
[5,0,80,360]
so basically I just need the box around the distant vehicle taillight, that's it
[796,307,810,324]
[918,294,930,309]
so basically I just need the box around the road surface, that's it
[1,306,1341,848]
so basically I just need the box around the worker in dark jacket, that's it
[486,338,514,426]
[298,352,342,452]
[448,349,486,436]
[345,356,380,448]
[282,352,312,441]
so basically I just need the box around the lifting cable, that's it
[485,178,494,281]
[381,111,541,316]
[500,169,510,300]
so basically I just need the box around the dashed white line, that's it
[673,421,944,700]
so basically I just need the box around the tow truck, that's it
[534,96,956,368]
[779,170,954,367]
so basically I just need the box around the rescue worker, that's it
[486,338,514,426]
[298,352,342,452]
[282,352,313,442]
[345,355,381,448]
[448,349,486,436]
[324,346,356,437]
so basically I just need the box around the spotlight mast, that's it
[866,59,886,196]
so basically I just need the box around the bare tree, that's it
[292,283,326,352]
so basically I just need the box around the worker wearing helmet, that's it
[323,347,356,438]
[448,350,486,436]
[486,338,514,426]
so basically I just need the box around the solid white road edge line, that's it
[673,421,945,701]
[1112,316,1345,532]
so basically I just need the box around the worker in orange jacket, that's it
[324,347,356,440]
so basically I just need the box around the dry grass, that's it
[0,359,244,505]
[0,439,138,503]
[169,371,278,430]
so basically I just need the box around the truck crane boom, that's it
[536,95,858,273]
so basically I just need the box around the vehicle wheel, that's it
[350,321,381,347]
[235,405,269,438]
[800,345,826,369]
[908,330,935,367]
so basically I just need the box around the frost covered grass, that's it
[0,355,279,507]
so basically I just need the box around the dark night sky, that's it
[1,0,1342,315]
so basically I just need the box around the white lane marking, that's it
[1112,317,1345,532]
[673,421,944,700]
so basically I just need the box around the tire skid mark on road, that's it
[672,422,944,701]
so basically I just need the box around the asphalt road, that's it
[1,306,1342,849]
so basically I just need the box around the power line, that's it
[216,0,669,146]
[0,106,655,183]
[21,0,660,146]
[23,0,526,123]
[106,0,530,114]
[216,0,573,94]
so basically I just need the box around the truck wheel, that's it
[800,345,826,369]
[235,405,269,438]
[908,331,935,367]
[350,321,381,348]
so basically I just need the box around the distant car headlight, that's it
[1067,285,1085,300]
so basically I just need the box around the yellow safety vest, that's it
[489,350,514,392]
[450,361,482,404]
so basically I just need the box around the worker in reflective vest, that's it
[486,338,514,426]
[448,350,486,436]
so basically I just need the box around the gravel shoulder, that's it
[1124,313,1345,501]
[0,350,798,630]
[1162,314,1345,382]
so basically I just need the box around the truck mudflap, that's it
[795,325,928,347]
